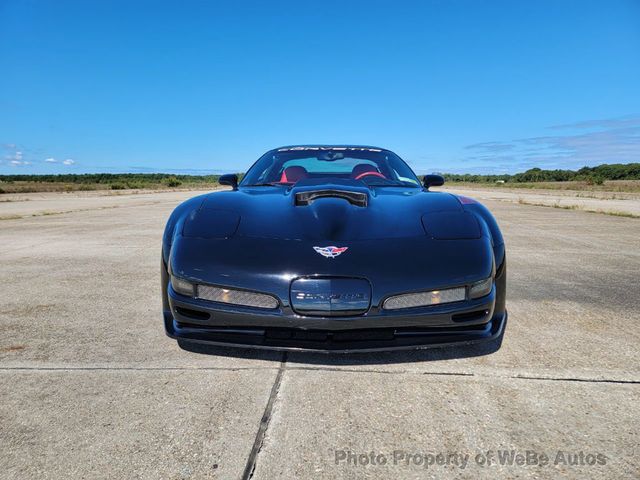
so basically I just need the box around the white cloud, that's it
[45,157,57,163]
[5,150,25,164]
[63,159,75,165]
[461,115,640,172]
[549,115,640,130]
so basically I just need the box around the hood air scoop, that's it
[295,189,368,207]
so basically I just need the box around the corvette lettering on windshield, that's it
[278,146,382,152]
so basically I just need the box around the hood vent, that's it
[295,189,368,207]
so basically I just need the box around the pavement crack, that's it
[505,374,640,385]
[242,352,287,480]
[275,366,639,385]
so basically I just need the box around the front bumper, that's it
[164,287,506,353]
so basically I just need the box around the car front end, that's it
[162,232,506,353]
[161,146,507,353]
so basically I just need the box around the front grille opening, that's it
[266,329,395,342]
[265,330,328,341]
[175,306,211,320]
[333,330,395,342]
[452,309,489,323]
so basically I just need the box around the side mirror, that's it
[423,174,445,190]
[219,174,238,190]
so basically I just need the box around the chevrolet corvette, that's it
[162,146,507,352]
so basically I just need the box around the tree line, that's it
[0,173,222,185]
[443,163,640,184]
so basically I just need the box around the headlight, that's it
[170,275,195,297]
[171,275,279,309]
[469,277,493,299]
[197,284,279,309]
[382,276,494,310]
[383,287,466,310]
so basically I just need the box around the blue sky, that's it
[1,0,639,175]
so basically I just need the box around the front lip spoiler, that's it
[164,311,507,354]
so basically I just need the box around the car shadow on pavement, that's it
[177,321,506,366]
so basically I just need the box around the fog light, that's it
[469,277,493,299]
[196,284,279,309]
[170,275,195,297]
[383,287,466,310]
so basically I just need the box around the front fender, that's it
[162,194,208,264]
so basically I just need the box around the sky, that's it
[1,0,639,175]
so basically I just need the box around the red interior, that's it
[279,166,309,183]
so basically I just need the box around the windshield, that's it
[241,146,421,187]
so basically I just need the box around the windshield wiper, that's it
[365,182,412,187]
[244,182,288,187]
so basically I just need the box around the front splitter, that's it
[164,311,507,354]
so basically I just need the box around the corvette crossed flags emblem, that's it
[313,246,348,259]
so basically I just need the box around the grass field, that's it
[0,179,220,194]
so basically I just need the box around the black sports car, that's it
[162,146,506,352]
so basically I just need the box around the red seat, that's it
[280,166,308,184]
